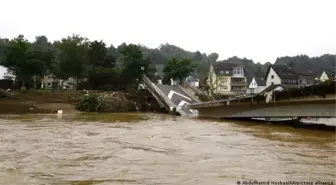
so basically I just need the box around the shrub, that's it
[75,92,137,112]
[76,94,106,112]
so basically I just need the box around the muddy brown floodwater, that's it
[0,113,335,185]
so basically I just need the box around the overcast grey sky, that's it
[0,0,335,66]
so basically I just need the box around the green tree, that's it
[162,57,195,84]
[117,44,156,90]
[57,34,89,85]
[87,40,118,90]
[31,36,56,75]
[208,52,219,62]
[0,38,9,60]
[1,35,46,88]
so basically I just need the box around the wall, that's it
[266,67,281,87]
[255,86,266,94]
[248,78,265,94]
[249,78,257,89]
[218,76,231,93]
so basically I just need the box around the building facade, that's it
[318,70,336,82]
[248,77,266,94]
[207,62,247,96]
[41,74,76,90]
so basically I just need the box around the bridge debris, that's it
[256,80,335,102]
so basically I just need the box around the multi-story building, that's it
[207,62,247,96]
[297,71,315,87]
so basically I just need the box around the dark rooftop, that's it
[213,62,242,75]
[266,65,298,80]
[255,77,266,86]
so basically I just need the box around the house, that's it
[247,77,266,94]
[297,71,315,87]
[318,70,335,82]
[265,65,298,88]
[2,73,16,81]
[41,74,76,90]
[207,62,247,96]
[185,75,199,88]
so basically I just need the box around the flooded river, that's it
[0,113,335,185]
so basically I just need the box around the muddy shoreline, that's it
[0,89,167,115]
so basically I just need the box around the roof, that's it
[323,70,336,77]
[259,84,284,95]
[212,62,242,75]
[254,77,266,86]
[265,65,298,80]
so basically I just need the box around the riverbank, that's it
[0,89,83,114]
[0,89,168,114]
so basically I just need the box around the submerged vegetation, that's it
[76,92,136,113]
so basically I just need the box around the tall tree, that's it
[0,38,9,60]
[1,35,45,88]
[57,34,89,84]
[163,57,195,84]
[87,40,118,90]
[31,36,56,75]
[208,52,219,62]
[118,44,156,90]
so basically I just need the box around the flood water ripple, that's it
[0,113,335,185]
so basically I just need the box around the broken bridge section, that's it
[155,84,198,116]
[142,75,198,116]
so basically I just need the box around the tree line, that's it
[0,35,204,91]
[0,34,334,91]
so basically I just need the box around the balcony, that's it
[231,81,247,86]
[232,74,245,78]
[231,89,247,94]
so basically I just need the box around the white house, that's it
[248,77,266,94]
[318,70,335,82]
[265,65,298,88]
[41,74,77,90]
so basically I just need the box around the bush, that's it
[196,92,214,102]
[76,94,106,112]
[75,92,137,112]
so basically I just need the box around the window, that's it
[233,68,244,75]
[271,75,274,79]
[225,71,229,74]
[271,82,274,85]
[220,70,224,74]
